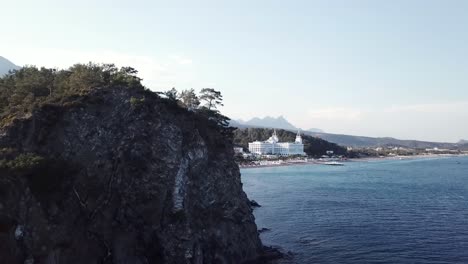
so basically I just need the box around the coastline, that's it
[239,154,468,170]
[239,160,317,169]
[351,153,468,162]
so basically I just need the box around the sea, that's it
[241,156,468,264]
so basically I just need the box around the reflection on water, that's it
[242,157,468,264]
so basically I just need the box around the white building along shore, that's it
[248,130,306,156]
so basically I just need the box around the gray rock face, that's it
[0,87,263,263]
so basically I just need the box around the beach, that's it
[239,153,468,169]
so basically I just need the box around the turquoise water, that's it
[241,157,468,263]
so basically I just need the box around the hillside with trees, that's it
[233,127,347,157]
[0,63,143,116]
[0,64,232,136]
[307,131,458,149]
[0,64,266,263]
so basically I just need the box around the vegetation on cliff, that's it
[0,64,142,114]
[0,64,233,137]
[0,65,265,263]
[160,86,232,134]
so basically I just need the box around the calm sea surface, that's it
[241,156,468,264]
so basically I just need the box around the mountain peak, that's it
[307,128,324,133]
[236,115,298,131]
[0,56,20,76]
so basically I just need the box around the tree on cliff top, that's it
[178,88,200,111]
[199,88,223,110]
[197,88,233,137]
[160,87,230,128]
[163,87,178,101]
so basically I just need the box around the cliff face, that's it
[0,87,263,263]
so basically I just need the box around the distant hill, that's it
[0,56,20,76]
[460,143,468,151]
[458,139,468,144]
[307,131,458,149]
[230,116,325,133]
[307,128,324,133]
[229,115,459,149]
[233,127,347,157]
[233,116,298,131]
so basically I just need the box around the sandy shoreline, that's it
[239,160,317,169]
[239,154,468,169]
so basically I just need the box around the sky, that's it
[1,0,467,142]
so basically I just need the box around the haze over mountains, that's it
[1,55,464,149]
[232,116,323,133]
[0,56,20,76]
[307,132,458,149]
[231,115,463,149]
[232,116,298,131]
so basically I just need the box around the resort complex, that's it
[248,130,306,156]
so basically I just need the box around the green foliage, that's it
[0,150,76,200]
[0,153,45,171]
[0,63,234,141]
[233,128,348,157]
[130,96,146,108]
[178,88,200,110]
[163,87,178,101]
[109,66,143,89]
[159,87,231,135]
[0,63,145,116]
[197,107,234,137]
[199,88,223,110]
[194,88,232,135]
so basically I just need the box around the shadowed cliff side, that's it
[0,86,264,263]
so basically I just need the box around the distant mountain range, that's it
[231,116,298,131]
[307,132,458,149]
[307,128,324,133]
[230,115,461,149]
[231,116,325,133]
[0,56,20,76]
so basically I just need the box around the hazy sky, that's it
[1,0,467,142]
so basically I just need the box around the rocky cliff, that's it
[0,87,264,263]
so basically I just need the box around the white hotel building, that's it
[248,130,306,156]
